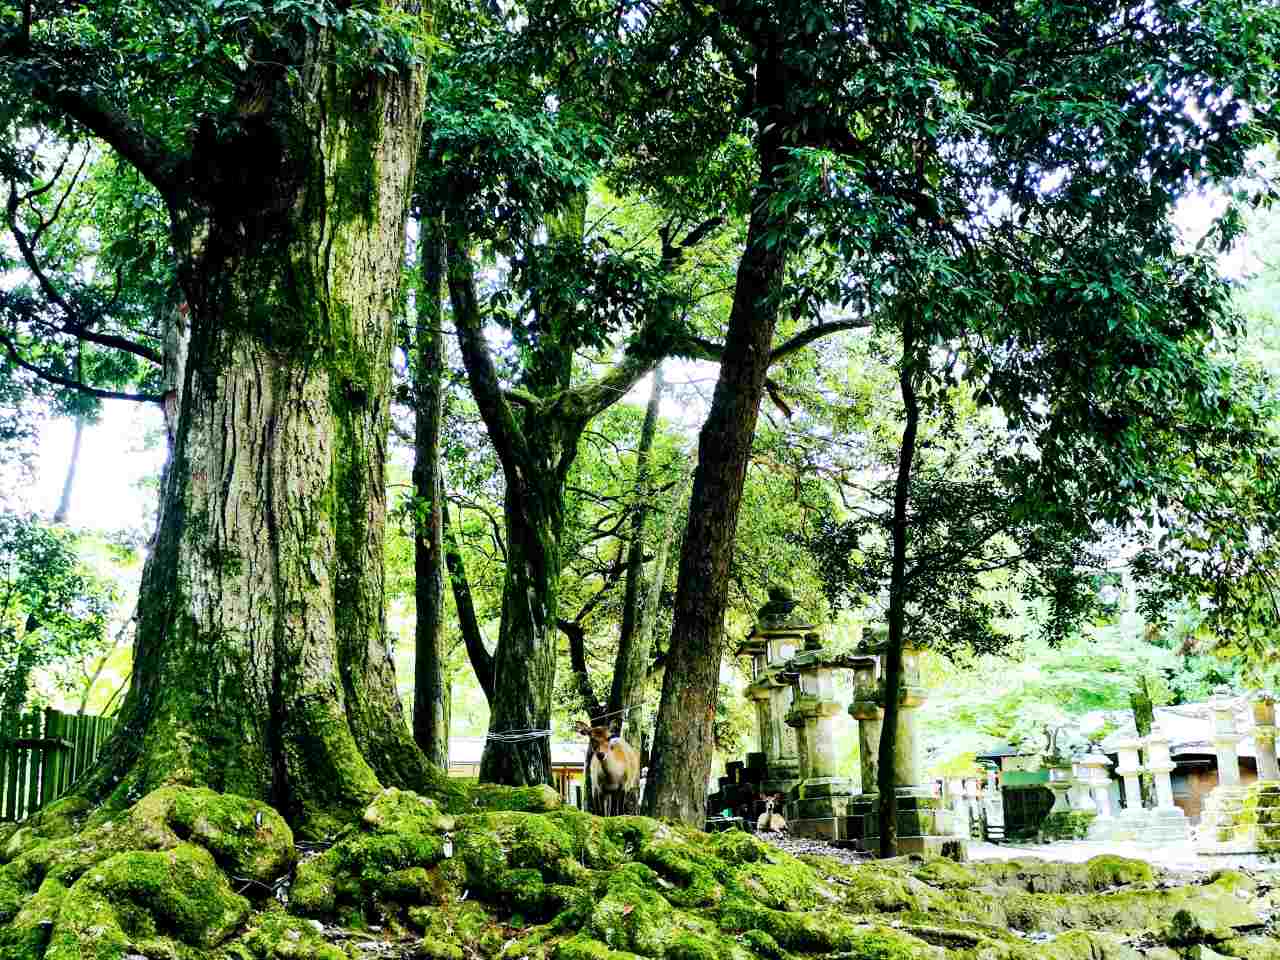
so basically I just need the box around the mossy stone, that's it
[467,783,562,813]
[224,911,347,960]
[44,842,248,960]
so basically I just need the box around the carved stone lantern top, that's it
[757,585,810,631]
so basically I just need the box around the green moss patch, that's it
[44,843,249,960]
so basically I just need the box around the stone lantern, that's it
[1251,691,1279,782]
[1142,727,1190,842]
[1210,685,1244,788]
[738,586,808,794]
[783,632,857,839]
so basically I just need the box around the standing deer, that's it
[575,721,640,816]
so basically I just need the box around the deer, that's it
[756,794,787,833]
[575,721,640,816]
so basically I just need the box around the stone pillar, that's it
[1143,731,1177,810]
[946,777,967,836]
[1079,753,1114,819]
[1210,685,1243,788]
[1252,691,1279,782]
[738,587,811,795]
[963,778,981,838]
[782,634,856,840]
[840,658,882,850]
[849,658,881,796]
[1142,728,1190,843]
[1114,738,1144,813]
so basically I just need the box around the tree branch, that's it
[445,229,532,478]
[4,33,183,196]
[0,332,163,403]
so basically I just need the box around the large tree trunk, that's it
[606,365,664,736]
[411,213,450,769]
[77,35,432,839]
[643,136,789,825]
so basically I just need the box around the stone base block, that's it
[897,835,968,860]
[1140,806,1190,845]
[786,779,856,823]
[1040,810,1097,841]
[788,817,839,841]
[1196,782,1280,855]
[834,790,957,853]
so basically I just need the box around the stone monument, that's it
[783,632,858,839]
[738,587,807,795]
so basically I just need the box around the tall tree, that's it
[1,0,439,835]
[409,214,450,768]
[645,0,1280,830]
[606,364,664,741]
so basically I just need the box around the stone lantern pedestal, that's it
[839,640,961,857]
[1141,730,1189,844]
[1198,687,1256,853]
[781,634,858,840]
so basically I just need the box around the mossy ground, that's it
[0,782,1276,960]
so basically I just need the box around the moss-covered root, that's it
[46,843,248,960]
[291,787,458,924]
[0,786,293,960]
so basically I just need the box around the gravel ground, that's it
[754,830,1280,874]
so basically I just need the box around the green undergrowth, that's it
[0,781,1276,960]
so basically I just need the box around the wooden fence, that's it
[0,707,115,822]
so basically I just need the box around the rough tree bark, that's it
[410,213,450,769]
[606,365,665,738]
[442,497,495,702]
[643,123,789,823]
[30,15,440,838]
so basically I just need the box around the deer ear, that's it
[574,721,591,736]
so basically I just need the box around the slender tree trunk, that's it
[442,496,494,702]
[607,365,664,736]
[628,463,687,747]
[643,131,789,824]
[52,415,85,525]
[76,29,433,838]
[411,214,449,768]
[877,318,920,858]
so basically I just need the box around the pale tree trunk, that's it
[643,129,789,824]
[52,415,84,525]
[77,27,434,839]
[607,365,663,739]
[411,213,450,769]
